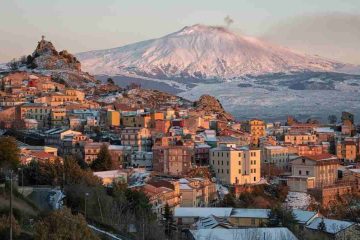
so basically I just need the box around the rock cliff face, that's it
[194,94,234,121]
[24,37,97,88]
[29,38,81,71]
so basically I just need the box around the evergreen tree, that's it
[91,144,113,171]
[267,205,298,231]
[0,136,20,169]
[221,193,237,207]
[163,203,175,236]
[317,217,326,232]
[34,207,99,240]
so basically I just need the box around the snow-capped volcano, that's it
[77,24,345,79]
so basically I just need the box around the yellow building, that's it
[336,141,357,162]
[107,110,120,127]
[210,145,261,185]
[284,133,317,145]
[51,108,67,127]
[179,178,217,207]
[242,119,266,146]
[288,154,339,192]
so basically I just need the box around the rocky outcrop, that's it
[28,38,81,71]
[23,37,97,88]
[113,88,192,109]
[194,94,234,121]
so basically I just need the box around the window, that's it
[238,169,241,174]
[299,170,302,175]
[221,169,223,173]
[253,177,256,181]
[217,169,219,173]
[238,161,241,165]
[306,171,309,176]
[254,169,256,173]
[238,153,241,157]
[227,153,229,157]
[227,170,229,174]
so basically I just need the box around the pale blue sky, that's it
[1,0,360,63]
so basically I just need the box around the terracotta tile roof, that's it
[30,151,55,159]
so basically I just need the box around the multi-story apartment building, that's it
[121,112,137,127]
[262,146,289,171]
[120,127,152,152]
[179,178,217,207]
[336,141,357,162]
[297,144,329,156]
[34,90,84,106]
[106,110,120,127]
[50,107,67,127]
[140,180,181,217]
[16,103,51,128]
[210,145,261,185]
[242,119,266,146]
[288,154,339,192]
[284,133,317,145]
[152,145,194,176]
[130,151,153,168]
[194,143,211,166]
[84,142,109,164]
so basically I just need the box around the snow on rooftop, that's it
[174,207,233,218]
[189,227,298,240]
[180,184,192,190]
[306,217,354,234]
[231,209,270,219]
[264,145,287,150]
[292,209,317,224]
[93,170,127,178]
[314,127,335,133]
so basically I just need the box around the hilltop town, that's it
[0,38,360,240]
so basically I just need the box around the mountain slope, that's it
[77,24,346,79]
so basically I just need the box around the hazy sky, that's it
[1,0,360,64]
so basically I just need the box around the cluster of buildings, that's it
[175,207,358,240]
[1,71,360,239]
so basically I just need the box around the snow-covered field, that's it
[284,192,311,210]
[178,79,360,122]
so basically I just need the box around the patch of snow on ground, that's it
[284,191,311,210]
[216,184,229,200]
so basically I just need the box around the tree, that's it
[163,203,175,236]
[328,115,337,124]
[34,207,99,240]
[267,205,298,231]
[0,136,20,169]
[107,77,115,85]
[6,58,20,71]
[0,214,21,239]
[317,217,326,232]
[221,193,237,207]
[91,144,113,171]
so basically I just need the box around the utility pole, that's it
[84,192,89,219]
[9,170,13,240]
